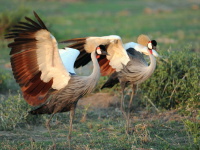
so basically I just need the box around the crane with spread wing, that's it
[5,12,110,149]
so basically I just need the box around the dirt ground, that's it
[77,93,120,109]
[77,93,192,122]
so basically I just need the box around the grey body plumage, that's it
[102,47,156,89]
[118,47,156,84]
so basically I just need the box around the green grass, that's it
[0,106,198,149]
[0,0,200,149]
[0,94,199,149]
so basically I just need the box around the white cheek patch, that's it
[147,43,152,49]
[97,48,102,55]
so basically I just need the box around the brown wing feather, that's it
[5,12,53,106]
[60,37,87,44]
[21,72,53,106]
[99,58,116,76]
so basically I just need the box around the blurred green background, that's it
[1,0,200,50]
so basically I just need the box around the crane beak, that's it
[101,51,110,56]
[96,51,109,59]
[152,49,159,57]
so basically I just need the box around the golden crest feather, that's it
[137,34,151,46]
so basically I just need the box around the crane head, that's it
[96,45,109,58]
[147,40,157,55]
[147,40,157,50]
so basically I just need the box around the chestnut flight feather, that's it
[6,12,71,106]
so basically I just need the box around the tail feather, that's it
[29,105,52,115]
[101,72,119,89]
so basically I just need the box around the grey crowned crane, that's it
[5,12,109,148]
[61,34,158,134]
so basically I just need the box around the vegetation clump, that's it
[140,47,199,112]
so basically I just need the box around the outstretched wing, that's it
[61,35,130,76]
[5,12,71,106]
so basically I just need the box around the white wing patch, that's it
[106,38,130,71]
[35,30,71,90]
[83,35,130,72]
[124,42,159,57]
[84,35,121,53]
[59,48,80,74]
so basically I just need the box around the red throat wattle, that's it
[149,50,153,54]
[96,55,100,59]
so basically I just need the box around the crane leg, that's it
[68,109,75,149]
[120,82,126,112]
[126,84,136,135]
[120,89,125,112]
[46,113,56,149]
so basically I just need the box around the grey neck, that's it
[148,53,156,74]
[144,50,157,81]
[90,51,101,81]
[136,50,157,84]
